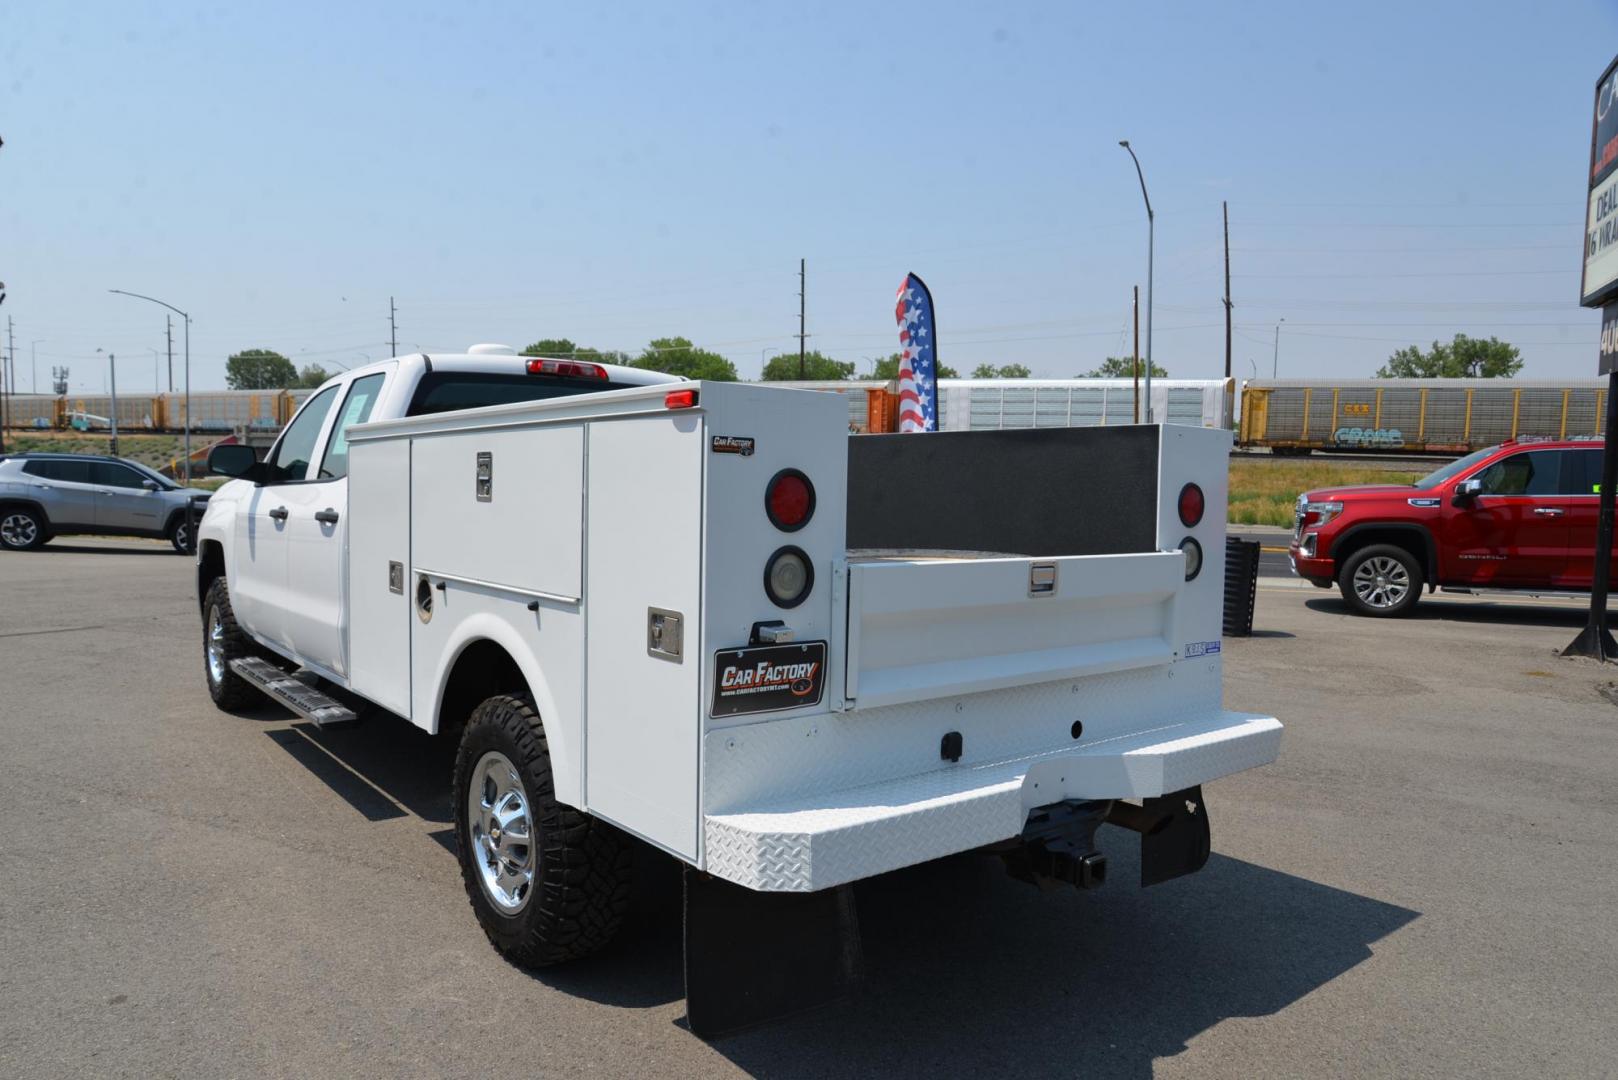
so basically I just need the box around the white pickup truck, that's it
[197,345,1281,1035]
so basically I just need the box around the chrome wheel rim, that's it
[206,604,226,685]
[468,750,535,914]
[174,521,189,550]
[1,512,37,548]
[1353,556,1409,609]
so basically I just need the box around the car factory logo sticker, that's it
[712,641,827,716]
[711,435,755,456]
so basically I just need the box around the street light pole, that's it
[1271,317,1285,378]
[97,349,119,455]
[1119,141,1154,423]
[109,289,192,482]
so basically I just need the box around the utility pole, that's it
[1223,200,1233,380]
[1132,286,1141,424]
[797,259,806,379]
[1272,317,1285,378]
[166,315,174,393]
[390,296,399,358]
[4,316,14,447]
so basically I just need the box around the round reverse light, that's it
[1180,536,1204,581]
[766,469,815,531]
[764,546,814,608]
[1178,483,1206,528]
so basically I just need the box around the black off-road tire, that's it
[1338,543,1423,618]
[453,693,632,967]
[202,577,265,709]
[0,506,48,551]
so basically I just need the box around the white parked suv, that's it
[194,344,1280,1036]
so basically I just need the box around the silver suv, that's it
[0,452,211,553]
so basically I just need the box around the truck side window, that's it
[1566,448,1603,495]
[318,373,386,480]
[266,385,340,483]
[1472,450,1562,496]
[91,462,147,489]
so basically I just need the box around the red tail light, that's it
[765,469,815,531]
[664,389,697,409]
[1178,483,1205,528]
[526,358,607,379]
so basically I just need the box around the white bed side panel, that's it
[1157,424,1232,662]
[410,425,584,601]
[584,413,704,858]
[347,437,412,716]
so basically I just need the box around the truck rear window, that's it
[406,372,623,417]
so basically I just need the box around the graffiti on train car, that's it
[1332,426,1405,448]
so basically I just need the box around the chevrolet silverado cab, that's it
[1289,437,1607,616]
[196,344,1282,1035]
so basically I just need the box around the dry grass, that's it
[5,431,191,474]
[1228,460,1421,527]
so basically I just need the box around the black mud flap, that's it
[683,868,863,1039]
[1138,786,1212,887]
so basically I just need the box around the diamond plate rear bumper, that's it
[702,710,1281,892]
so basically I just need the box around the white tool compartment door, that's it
[411,426,584,599]
[585,413,702,859]
[347,437,411,716]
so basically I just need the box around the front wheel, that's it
[1339,544,1423,617]
[203,578,265,709]
[453,693,632,967]
[169,515,193,554]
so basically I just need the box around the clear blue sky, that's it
[4,0,1617,393]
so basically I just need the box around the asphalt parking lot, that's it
[2,539,1616,1078]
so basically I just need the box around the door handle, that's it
[314,508,340,525]
[268,506,289,522]
[1532,507,1565,517]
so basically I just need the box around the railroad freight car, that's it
[936,378,1234,432]
[1239,378,1607,454]
[2,389,318,432]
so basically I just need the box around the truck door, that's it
[89,460,165,534]
[19,459,97,528]
[281,372,388,676]
[234,384,341,651]
[1445,449,1569,586]
[1559,448,1607,589]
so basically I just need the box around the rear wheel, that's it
[1339,544,1422,617]
[453,693,632,967]
[0,507,47,551]
[203,578,264,709]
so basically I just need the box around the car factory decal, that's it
[711,435,755,457]
[712,640,827,716]
[1185,640,1222,658]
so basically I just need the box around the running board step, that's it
[229,657,358,728]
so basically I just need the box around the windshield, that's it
[1414,446,1497,490]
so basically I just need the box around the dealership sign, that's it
[1582,54,1618,307]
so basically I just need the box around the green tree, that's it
[1376,334,1523,378]
[295,364,331,388]
[761,351,855,381]
[521,337,578,356]
[225,349,297,389]
[634,337,738,381]
[521,339,632,366]
[859,352,960,380]
[970,362,1034,378]
[1081,356,1169,378]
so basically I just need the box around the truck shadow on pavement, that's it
[257,713,1419,1076]
[1306,595,1592,628]
[706,846,1419,1079]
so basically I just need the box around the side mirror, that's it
[208,444,263,482]
[141,479,160,491]
[1452,477,1483,506]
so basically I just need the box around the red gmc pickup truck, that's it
[1288,438,1608,616]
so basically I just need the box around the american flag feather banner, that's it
[893,272,939,432]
